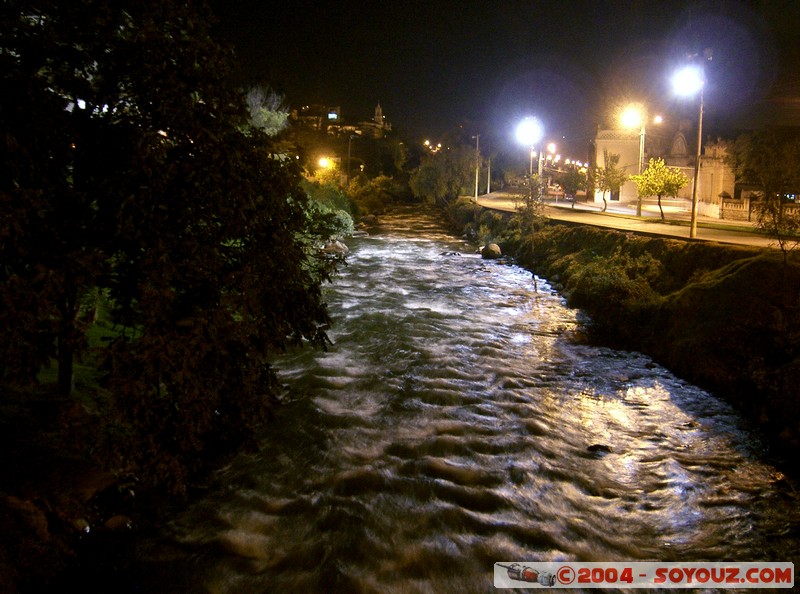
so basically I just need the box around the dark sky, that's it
[210,0,800,155]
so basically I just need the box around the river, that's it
[130,209,799,593]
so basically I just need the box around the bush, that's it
[444,197,481,237]
[301,179,357,216]
[566,251,663,343]
[348,175,399,214]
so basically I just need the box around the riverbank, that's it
[482,209,800,463]
[87,206,800,591]
[3,203,798,592]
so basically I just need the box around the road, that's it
[476,192,776,249]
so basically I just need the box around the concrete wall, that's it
[593,130,640,204]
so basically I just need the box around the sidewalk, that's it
[545,194,756,228]
[475,192,775,249]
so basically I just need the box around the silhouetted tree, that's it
[557,165,588,208]
[409,145,473,206]
[596,150,626,212]
[1,0,340,492]
[728,128,800,264]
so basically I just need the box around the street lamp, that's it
[620,103,646,216]
[620,104,645,172]
[546,143,557,170]
[472,134,480,201]
[672,63,705,239]
[621,104,664,216]
[515,117,544,197]
[346,135,358,186]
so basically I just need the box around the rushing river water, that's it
[132,209,800,593]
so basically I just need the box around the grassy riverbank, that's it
[447,200,800,463]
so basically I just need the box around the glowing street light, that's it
[620,105,644,130]
[318,156,332,168]
[621,103,663,216]
[516,117,544,177]
[620,103,646,216]
[672,65,704,97]
[672,63,706,238]
[516,117,544,147]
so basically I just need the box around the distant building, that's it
[291,104,341,131]
[356,103,392,138]
[591,122,734,218]
[592,128,642,202]
[291,102,391,138]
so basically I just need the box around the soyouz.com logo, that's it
[493,562,794,588]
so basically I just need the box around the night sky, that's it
[210,0,800,155]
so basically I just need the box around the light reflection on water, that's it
[132,209,800,593]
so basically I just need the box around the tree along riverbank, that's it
[446,202,800,465]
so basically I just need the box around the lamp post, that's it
[621,105,664,216]
[673,64,706,239]
[515,117,544,199]
[620,104,646,215]
[346,135,356,187]
[621,105,646,175]
[346,134,361,186]
[472,134,480,201]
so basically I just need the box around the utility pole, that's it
[472,134,480,201]
[689,86,703,239]
[346,135,355,187]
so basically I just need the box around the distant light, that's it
[620,104,644,129]
[653,115,664,125]
[516,117,544,146]
[318,157,332,168]
[672,65,704,96]
[547,142,556,154]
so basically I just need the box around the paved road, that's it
[476,192,776,249]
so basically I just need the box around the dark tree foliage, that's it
[409,145,473,206]
[1,0,337,493]
[728,128,800,263]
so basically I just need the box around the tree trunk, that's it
[57,285,77,396]
[657,194,665,221]
[57,332,74,396]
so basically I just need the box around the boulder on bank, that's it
[481,243,502,259]
[322,240,349,256]
[360,214,379,227]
